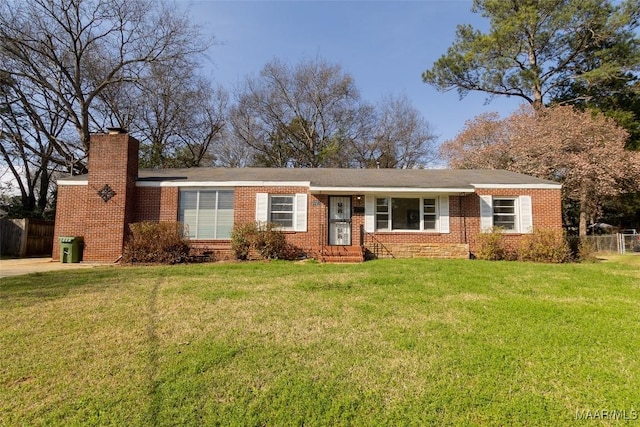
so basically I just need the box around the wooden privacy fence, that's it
[0,218,54,257]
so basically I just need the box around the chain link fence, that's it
[575,234,640,254]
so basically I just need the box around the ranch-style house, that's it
[53,130,562,262]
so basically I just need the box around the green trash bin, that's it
[59,236,84,263]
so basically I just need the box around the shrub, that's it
[475,228,509,260]
[230,222,258,260]
[231,222,302,260]
[518,229,571,263]
[577,238,597,263]
[122,221,190,264]
[253,222,287,260]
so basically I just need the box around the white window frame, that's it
[423,198,438,231]
[375,197,390,231]
[372,195,447,233]
[255,193,307,232]
[178,189,235,240]
[480,195,533,234]
[269,194,295,230]
[492,197,518,231]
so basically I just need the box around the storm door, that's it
[328,196,352,245]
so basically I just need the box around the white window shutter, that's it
[519,195,533,233]
[295,193,307,232]
[438,195,450,233]
[255,193,268,224]
[364,195,374,232]
[479,195,493,232]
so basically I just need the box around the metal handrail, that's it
[360,225,395,259]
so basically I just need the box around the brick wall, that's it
[234,186,324,257]
[133,187,179,222]
[145,188,561,261]
[52,185,88,260]
[53,131,140,262]
[82,132,139,262]
[466,189,563,256]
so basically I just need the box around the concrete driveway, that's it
[0,257,112,278]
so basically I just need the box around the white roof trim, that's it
[310,186,472,194]
[472,183,561,189]
[59,179,560,191]
[136,180,311,188]
[57,179,88,186]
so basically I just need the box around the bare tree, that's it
[170,81,228,168]
[211,127,256,168]
[351,95,437,169]
[0,72,72,216]
[96,63,228,169]
[231,58,437,169]
[0,0,210,171]
[230,57,362,168]
[0,0,211,214]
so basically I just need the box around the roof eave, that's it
[472,183,562,189]
[309,186,473,194]
[136,180,311,188]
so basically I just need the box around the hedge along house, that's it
[53,130,563,263]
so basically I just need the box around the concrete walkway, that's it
[0,257,112,278]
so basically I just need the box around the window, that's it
[366,195,449,234]
[255,193,308,232]
[479,195,533,233]
[375,197,437,231]
[423,198,437,230]
[492,198,516,230]
[393,198,420,230]
[179,190,234,239]
[270,195,294,228]
[376,198,389,230]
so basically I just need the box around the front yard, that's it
[1,258,639,426]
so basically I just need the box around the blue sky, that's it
[180,0,526,147]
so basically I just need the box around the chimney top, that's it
[106,127,127,135]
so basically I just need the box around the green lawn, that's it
[1,258,639,426]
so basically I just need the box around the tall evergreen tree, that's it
[423,0,640,110]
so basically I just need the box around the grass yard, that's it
[1,258,639,426]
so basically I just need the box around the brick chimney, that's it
[83,129,139,262]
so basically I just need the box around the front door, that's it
[329,196,351,245]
